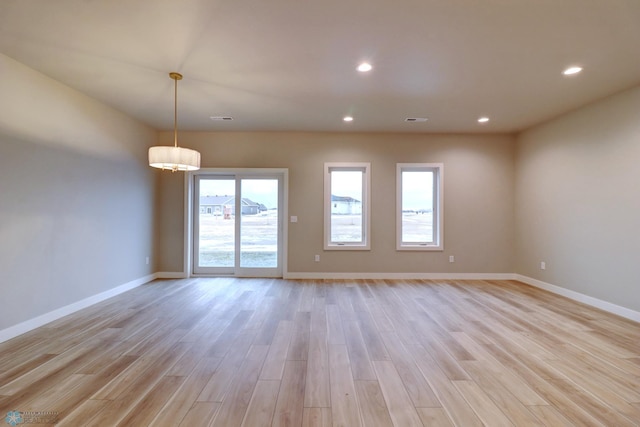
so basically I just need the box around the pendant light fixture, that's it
[148,72,201,171]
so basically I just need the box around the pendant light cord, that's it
[174,75,178,148]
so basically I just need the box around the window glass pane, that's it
[198,178,235,267]
[396,163,442,251]
[330,170,363,243]
[401,171,433,243]
[240,179,278,268]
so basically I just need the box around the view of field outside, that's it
[331,170,363,242]
[330,214,363,242]
[401,211,434,242]
[199,208,433,267]
[401,170,434,242]
[199,211,278,268]
[197,178,279,269]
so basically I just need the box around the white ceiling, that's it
[1,0,639,133]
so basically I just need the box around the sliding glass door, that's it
[193,171,284,277]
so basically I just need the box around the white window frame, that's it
[396,163,443,251]
[324,162,371,250]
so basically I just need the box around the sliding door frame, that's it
[185,168,288,278]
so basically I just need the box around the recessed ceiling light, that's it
[563,66,583,76]
[405,117,428,122]
[357,62,372,72]
[210,116,233,121]
[343,116,354,122]
[478,117,490,123]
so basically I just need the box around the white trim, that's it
[0,274,155,344]
[515,274,640,323]
[284,272,515,280]
[282,170,289,276]
[155,271,189,279]
[183,170,193,278]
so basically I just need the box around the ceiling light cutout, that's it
[357,62,372,72]
[405,118,428,122]
[343,116,354,122]
[563,66,583,76]
[478,117,490,124]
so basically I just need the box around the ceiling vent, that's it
[405,117,428,122]
[210,116,233,121]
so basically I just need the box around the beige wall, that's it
[515,86,640,312]
[0,53,158,331]
[157,132,516,275]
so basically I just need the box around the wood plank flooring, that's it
[1,278,639,426]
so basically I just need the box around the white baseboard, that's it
[514,274,640,323]
[283,272,516,280]
[155,271,188,279]
[0,274,156,344]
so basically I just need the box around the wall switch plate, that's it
[314,255,320,262]
[540,261,546,270]
[291,216,298,223]
[449,255,455,263]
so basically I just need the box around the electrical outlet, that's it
[145,256,150,265]
[449,255,455,263]
[540,261,546,270]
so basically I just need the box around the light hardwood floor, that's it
[1,278,639,426]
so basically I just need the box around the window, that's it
[396,163,443,250]
[324,163,370,250]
